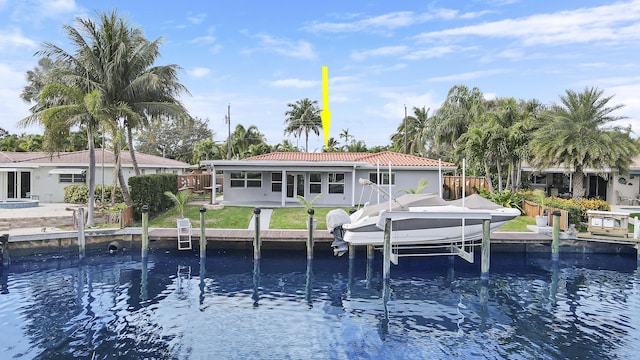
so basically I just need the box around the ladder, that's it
[177,218,192,250]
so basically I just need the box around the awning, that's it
[629,170,640,176]
[0,168,20,172]
[48,168,86,175]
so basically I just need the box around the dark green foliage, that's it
[63,184,123,204]
[129,174,178,219]
[477,188,523,211]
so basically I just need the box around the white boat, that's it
[327,185,520,255]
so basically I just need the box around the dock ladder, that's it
[177,218,192,250]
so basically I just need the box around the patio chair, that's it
[616,190,633,205]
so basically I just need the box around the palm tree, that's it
[284,98,322,152]
[32,10,190,206]
[339,128,353,149]
[530,87,639,199]
[390,106,431,156]
[231,124,265,158]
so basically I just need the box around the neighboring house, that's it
[522,156,640,205]
[0,150,191,203]
[200,152,457,207]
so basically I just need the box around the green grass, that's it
[270,207,352,230]
[497,216,535,232]
[149,205,254,228]
[148,203,533,232]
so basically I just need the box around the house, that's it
[522,156,640,205]
[0,150,191,203]
[200,152,457,207]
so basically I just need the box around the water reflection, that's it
[1,252,639,359]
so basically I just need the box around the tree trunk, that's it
[483,162,494,192]
[573,167,585,199]
[127,123,140,176]
[496,161,503,191]
[86,125,95,227]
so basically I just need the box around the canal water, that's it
[1,249,639,359]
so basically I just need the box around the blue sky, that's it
[1,0,640,150]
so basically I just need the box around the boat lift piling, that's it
[481,218,491,281]
[141,205,149,259]
[253,208,261,260]
[307,209,314,260]
[199,207,207,259]
[383,217,392,281]
[77,208,85,260]
[552,210,561,261]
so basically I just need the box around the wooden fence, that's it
[442,176,490,200]
[178,174,212,193]
[120,206,134,228]
[522,200,569,230]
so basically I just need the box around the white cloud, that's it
[403,46,455,60]
[415,1,640,46]
[187,13,206,25]
[350,45,408,61]
[0,63,38,134]
[0,28,37,51]
[428,69,510,83]
[188,67,211,78]
[271,78,318,88]
[372,90,440,122]
[304,8,490,34]
[189,35,216,45]
[252,33,316,60]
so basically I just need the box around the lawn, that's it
[148,203,533,231]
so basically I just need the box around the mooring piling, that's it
[253,208,261,260]
[141,205,149,259]
[307,209,314,260]
[199,207,207,259]
[552,210,561,261]
[481,218,491,281]
[383,217,392,281]
[77,207,86,260]
[348,244,356,259]
[0,233,9,267]
[367,245,375,260]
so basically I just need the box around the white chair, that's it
[616,190,633,205]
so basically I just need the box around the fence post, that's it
[199,207,207,259]
[141,205,149,259]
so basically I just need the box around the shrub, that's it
[64,184,124,204]
[477,189,524,211]
[129,173,178,219]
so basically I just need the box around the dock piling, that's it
[383,217,392,281]
[141,205,149,259]
[77,207,85,259]
[199,207,207,259]
[552,210,561,261]
[307,209,314,259]
[367,245,375,260]
[253,208,261,260]
[0,233,9,267]
[348,244,356,259]
[481,218,491,281]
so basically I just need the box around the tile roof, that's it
[245,151,456,167]
[0,150,190,168]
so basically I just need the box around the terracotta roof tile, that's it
[245,151,456,167]
[0,150,190,168]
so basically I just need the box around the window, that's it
[230,172,262,188]
[328,173,344,194]
[368,172,395,185]
[309,172,322,193]
[59,173,86,183]
[272,172,282,192]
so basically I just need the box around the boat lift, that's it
[377,210,493,281]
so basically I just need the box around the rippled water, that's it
[1,250,639,359]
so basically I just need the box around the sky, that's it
[1,0,640,150]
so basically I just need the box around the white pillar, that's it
[211,165,216,205]
[351,165,356,207]
[281,170,287,207]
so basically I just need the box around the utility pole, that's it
[225,103,231,159]
[404,104,408,154]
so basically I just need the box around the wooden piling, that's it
[481,218,490,280]
[0,233,9,267]
[141,205,149,259]
[383,217,392,281]
[348,244,356,259]
[367,245,375,260]
[307,209,314,260]
[552,210,561,261]
[77,208,85,259]
[199,207,207,259]
[253,208,261,260]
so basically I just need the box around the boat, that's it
[327,180,520,255]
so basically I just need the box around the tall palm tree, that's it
[231,124,265,159]
[390,106,431,156]
[284,98,321,152]
[531,87,639,198]
[431,85,485,154]
[339,128,353,149]
[32,10,190,206]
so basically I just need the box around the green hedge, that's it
[129,173,178,219]
[64,184,123,204]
